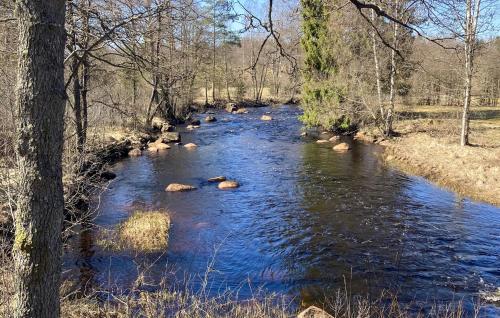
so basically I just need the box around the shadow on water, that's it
[63,105,500,315]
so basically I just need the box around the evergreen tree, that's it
[300,0,347,130]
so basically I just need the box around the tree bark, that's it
[13,0,66,317]
[387,0,399,136]
[370,10,384,122]
[460,0,478,146]
[68,1,84,152]
[212,2,216,103]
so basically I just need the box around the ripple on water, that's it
[65,105,500,316]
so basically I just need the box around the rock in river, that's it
[316,139,329,144]
[208,176,226,182]
[128,148,142,157]
[329,136,340,141]
[205,115,217,122]
[218,180,240,189]
[226,102,238,113]
[184,143,198,148]
[333,142,351,151]
[261,115,272,121]
[160,132,181,143]
[155,142,171,150]
[165,183,196,192]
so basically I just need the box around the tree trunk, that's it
[205,75,209,105]
[387,0,399,136]
[68,2,84,152]
[370,10,384,122]
[81,1,90,146]
[212,3,216,103]
[224,47,231,101]
[460,0,477,146]
[13,1,66,317]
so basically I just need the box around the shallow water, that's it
[65,105,500,315]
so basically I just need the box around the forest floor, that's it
[361,105,500,206]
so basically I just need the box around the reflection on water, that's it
[64,105,500,314]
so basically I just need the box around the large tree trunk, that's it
[13,1,66,317]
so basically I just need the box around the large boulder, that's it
[297,306,333,318]
[261,115,272,121]
[165,183,196,192]
[205,115,217,122]
[218,180,240,189]
[160,132,181,143]
[333,142,351,151]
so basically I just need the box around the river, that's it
[64,104,500,315]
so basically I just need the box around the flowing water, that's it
[65,105,500,315]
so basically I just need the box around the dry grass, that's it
[97,210,171,252]
[371,104,500,206]
[0,246,486,318]
[59,284,482,318]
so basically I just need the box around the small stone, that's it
[234,108,248,114]
[155,142,171,150]
[261,115,272,121]
[218,180,239,189]
[226,103,238,113]
[316,139,329,144]
[161,132,181,143]
[333,142,351,151]
[205,115,217,122]
[128,148,142,156]
[184,143,198,148]
[354,131,365,140]
[208,176,226,182]
[329,136,340,141]
[297,306,333,318]
[165,183,196,192]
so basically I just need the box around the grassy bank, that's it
[361,105,500,206]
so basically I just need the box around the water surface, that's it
[65,105,500,315]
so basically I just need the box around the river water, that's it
[65,105,500,315]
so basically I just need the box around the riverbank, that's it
[358,105,500,206]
